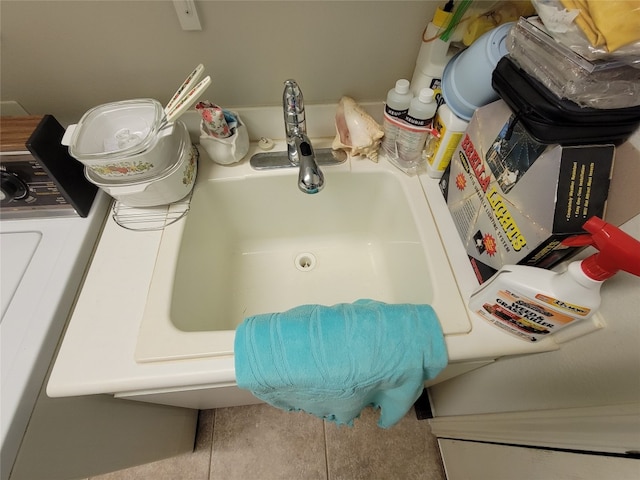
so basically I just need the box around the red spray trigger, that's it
[563,216,640,281]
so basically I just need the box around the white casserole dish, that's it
[64,99,178,180]
[84,121,197,207]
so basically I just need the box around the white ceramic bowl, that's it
[84,121,197,207]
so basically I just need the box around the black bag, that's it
[491,56,640,145]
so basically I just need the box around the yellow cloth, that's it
[560,0,640,51]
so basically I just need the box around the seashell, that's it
[332,96,384,162]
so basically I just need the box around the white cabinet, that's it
[10,390,196,480]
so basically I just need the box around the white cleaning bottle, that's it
[380,79,413,155]
[468,216,640,343]
[410,5,455,98]
[396,88,437,168]
[424,104,469,179]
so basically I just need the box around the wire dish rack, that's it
[111,191,193,231]
[111,145,198,231]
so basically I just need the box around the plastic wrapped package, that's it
[531,0,640,65]
[507,17,640,108]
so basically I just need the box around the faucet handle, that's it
[283,79,304,113]
[283,79,306,134]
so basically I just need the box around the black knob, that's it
[1,171,29,203]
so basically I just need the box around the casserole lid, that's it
[69,99,165,161]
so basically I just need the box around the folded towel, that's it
[234,299,448,428]
[560,0,640,52]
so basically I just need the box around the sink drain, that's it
[295,252,317,272]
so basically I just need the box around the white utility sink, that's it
[135,152,472,363]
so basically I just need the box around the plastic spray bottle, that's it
[380,79,413,155]
[468,217,640,343]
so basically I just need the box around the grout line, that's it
[208,409,216,480]
[323,420,331,480]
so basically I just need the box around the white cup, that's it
[199,112,250,165]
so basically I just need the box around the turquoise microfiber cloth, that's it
[234,299,448,428]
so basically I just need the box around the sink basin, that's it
[136,151,471,363]
[175,171,431,330]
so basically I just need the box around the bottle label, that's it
[426,113,463,172]
[381,116,401,152]
[396,119,431,164]
[474,289,581,342]
[404,113,431,128]
[427,112,447,163]
[382,111,433,167]
[384,104,408,121]
[430,78,446,108]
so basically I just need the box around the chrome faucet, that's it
[283,79,324,194]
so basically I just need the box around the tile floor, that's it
[91,403,446,480]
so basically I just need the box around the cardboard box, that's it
[439,100,614,283]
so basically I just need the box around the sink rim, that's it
[135,152,472,363]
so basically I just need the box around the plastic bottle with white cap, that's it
[396,87,437,168]
[380,79,413,155]
[469,216,640,343]
[410,5,455,98]
[424,103,469,179]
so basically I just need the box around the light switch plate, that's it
[173,0,201,31]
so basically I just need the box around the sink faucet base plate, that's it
[250,148,346,170]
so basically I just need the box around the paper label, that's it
[474,289,577,342]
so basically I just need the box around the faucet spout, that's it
[283,79,306,140]
[293,133,324,194]
[283,79,324,194]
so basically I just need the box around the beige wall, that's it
[1,0,438,126]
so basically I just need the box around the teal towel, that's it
[234,299,448,428]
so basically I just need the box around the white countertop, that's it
[1,192,109,477]
[47,142,564,400]
[48,103,603,400]
[47,183,238,397]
